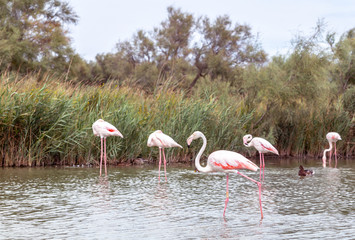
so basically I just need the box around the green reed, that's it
[0,73,251,166]
[0,72,352,167]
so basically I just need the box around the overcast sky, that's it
[68,0,355,61]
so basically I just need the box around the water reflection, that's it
[0,159,353,239]
[95,176,112,207]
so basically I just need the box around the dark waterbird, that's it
[298,165,314,176]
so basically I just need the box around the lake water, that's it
[0,158,354,239]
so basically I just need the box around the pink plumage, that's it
[147,130,182,148]
[322,132,341,167]
[92,119,123,176]
[209,150,259,172]
[243,134,279,181]
[187,131,263,219]
[92,119,123,138]
[326,132,341,142]
[147,130,182,181]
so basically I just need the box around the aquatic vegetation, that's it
[0,70,352,167]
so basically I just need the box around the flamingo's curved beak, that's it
[187,137,193,146]
[242,137,248,146]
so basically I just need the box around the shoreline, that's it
[1,156,354,168]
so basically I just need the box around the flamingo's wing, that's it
[209,150,258,171]
[155,132,183,148]
[258,138,279,155]
[326,132,341,141]
[96,121,123,137]
[101,121,118,132]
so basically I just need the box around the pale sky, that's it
[68,0,355,61]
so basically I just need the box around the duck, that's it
[298,165,314,176]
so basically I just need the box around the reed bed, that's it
[0,72,352,166]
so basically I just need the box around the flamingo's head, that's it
[243,134,253,146]
[187,131,203,147]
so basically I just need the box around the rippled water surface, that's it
[0,159,354,239]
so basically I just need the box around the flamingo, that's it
[187,131,263,219]
[322,132,341,167]
[243,134,279,181]
[92,119,123,176]
[147,130,183,181]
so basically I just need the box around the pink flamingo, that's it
[92,119,123,176]
[322,132,341,167]
[243,134,279,181]
[187,131,263,219]
[147,130,182,181]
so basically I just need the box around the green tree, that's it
[94,7,266,91]
[133,30,156,63]
[154,7,194,63]
[0,0,78,73]
[189,15,267,89]
[94,34,159,90]
[327,28,355,92]
[241,22,354,156]
[153,6,194,87]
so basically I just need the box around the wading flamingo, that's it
[92,119,123,176]
[243,134,279,181]
[147,130,183,181]
[322,132,341,168]
[187,131,263,219]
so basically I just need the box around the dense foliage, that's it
[0,2,354,166]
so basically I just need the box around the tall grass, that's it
[0,72,254,166]
[0,72,352,167]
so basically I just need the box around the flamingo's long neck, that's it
[322,140,332,160]
[195,134,211,173]
[245,138,254,148]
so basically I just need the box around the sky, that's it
[68,0,355,61]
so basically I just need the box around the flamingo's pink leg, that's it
[329,149,333,167]
[236,171,263,219]
[258,182,263,219]
[162,148,167,181]
[158,147,162,181]
[334,142,338,162]
[223,173,229,217]
[259,153,262,182]
[262,153,265,181]
[334,142,338,168]
[104,138,107,176]
[100,137,103,176]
